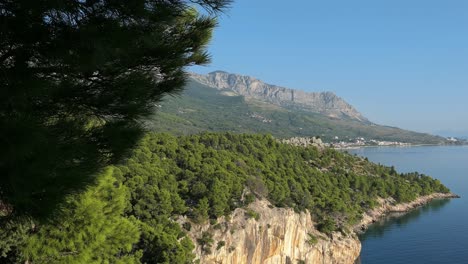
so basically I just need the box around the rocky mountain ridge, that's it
[149,78,448,144]
[190,71,368,122]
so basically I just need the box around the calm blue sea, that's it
[349,146,468,264]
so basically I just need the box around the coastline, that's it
[354,192,460,233]
[185,193,459,264]
[334,142,468,150]
[335,144,438,151]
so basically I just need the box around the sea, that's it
[348,146,468,264]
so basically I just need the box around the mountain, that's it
[190,71,368,122]
[435,130,468,140]
[147,71,448,145]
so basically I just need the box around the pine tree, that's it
[0,0,231,218]
[193,197,210,224]
[22,168,142,264]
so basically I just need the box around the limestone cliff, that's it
[182,200,361,264]
[190,71,368,122]
[182,194,458,263]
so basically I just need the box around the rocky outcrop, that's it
[182,194,458,264]
[182,199,361,264]
[355,192,460,233]
[280,137,327,149]
[190,71,368,122]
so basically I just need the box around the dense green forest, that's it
[1,133,449,263]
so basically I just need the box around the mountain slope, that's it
[146,72,447,144]
[191,71,368,122]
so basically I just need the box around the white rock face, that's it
[280,137,326,149]
[183,193,457,263]
[184,200,361,264]
[190,71,368,122]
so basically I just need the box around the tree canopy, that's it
[1,133,450,263]
[23,168,141,264]
[0,0,231,217]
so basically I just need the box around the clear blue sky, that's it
[191,0,468,136]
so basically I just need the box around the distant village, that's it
[281,135,466,150]
[329,137,411,149]
[329,136,466,149]
[279,136,413,149]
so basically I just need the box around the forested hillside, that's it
[147,80,449,144]
[1,133,449,263]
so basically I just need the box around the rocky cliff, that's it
[182,194,458,264]
[182,199,361,264]
[190,71,368,122]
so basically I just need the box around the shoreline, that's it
[333,142,468,150]
[336,144,434,149]
[354,192,460,233]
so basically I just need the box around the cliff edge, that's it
[182,193,458,264]
[182,199,361,264]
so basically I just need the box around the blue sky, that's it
[191,0,468,135]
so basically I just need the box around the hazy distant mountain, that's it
[190,71,368,122]
[147,71,448,145]
[435,130,468,140]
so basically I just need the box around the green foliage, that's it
[193,198,210,224]
[317,218,337,235]
[306,233,319,245]
[243,193,256,205]
[137,221,194,264]
[21,168,141,264]
[183,222,192,231]
[0,0,230,218]
[5,132,448,263]
[197,232,214,254]
[0,217,32,263]
[118,132,449,239]
[245,209,260,221]
[216,241,226,250]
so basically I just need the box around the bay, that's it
[349,146,468,264]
